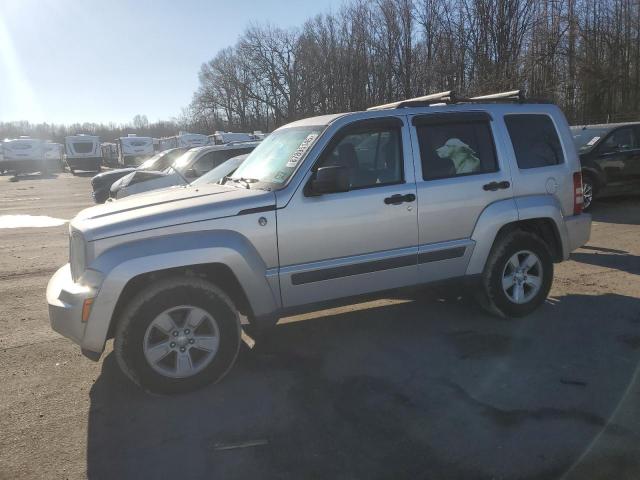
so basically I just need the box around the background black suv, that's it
[571,122,640,209]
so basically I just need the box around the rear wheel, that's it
[114,276,241,394]
[476,230,553,317]
[582,173,596,210]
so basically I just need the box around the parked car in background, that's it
[109,142,259,199]
[64,134,102,173]
[116,135,155,166]
[2,137,46,175]
[43,142,65,172]
[91,147,188,203]
[110,142,259,199]
[571,122,640,209]
[190,154,248,186]
[48,91,591,393]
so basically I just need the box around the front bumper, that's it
[47,264,102,359]
[565,213,592,253]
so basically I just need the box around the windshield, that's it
[137,152,164,170]
[229,126,323,187]
[571,127,611,152]
[191,155,247,186]
[164,148,201,174]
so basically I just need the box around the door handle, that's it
[384,193,416,205]
[482,181,510,191]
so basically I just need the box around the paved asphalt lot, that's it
[1,171,639,480]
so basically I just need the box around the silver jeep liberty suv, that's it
[47,90,591,393]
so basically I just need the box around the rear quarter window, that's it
[505,114,564,169]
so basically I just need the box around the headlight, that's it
[69,229,86,282]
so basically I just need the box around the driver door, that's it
[596,126,639,190]
[277,117,419,308]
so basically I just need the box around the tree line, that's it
[189,0,640,132]
[0,116,192,144]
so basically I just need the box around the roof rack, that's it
[366,89,547,111]
[367,91,458,111]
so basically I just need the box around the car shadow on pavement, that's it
[86,292,640,480]
[590,197,640,226]
[8,173,59,182]
[571,250,640,275]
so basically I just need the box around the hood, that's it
[113,170,170,190]
[72,183,275,241]
[91,168,136,186]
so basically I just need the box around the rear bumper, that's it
[564,213,591,253]
[47,264,102,360]
[66,157,101,170]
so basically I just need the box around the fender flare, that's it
[82,230,280,353]
[466,195,568,275]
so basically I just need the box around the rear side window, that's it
[505,114,564,168]
[415,119,497,180]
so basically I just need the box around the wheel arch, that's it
[82,230,280,354]
[466,196,568,275]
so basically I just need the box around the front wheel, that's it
[114,276,242,394]
[476,230,553,318]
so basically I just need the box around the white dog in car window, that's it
[436,138,480,174]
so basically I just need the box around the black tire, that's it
[476,230,553,318]
[581,173,596,211]
[114,276,241,394]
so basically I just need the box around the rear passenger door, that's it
[410,112,513,283]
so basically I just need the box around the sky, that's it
[0,0,338,125]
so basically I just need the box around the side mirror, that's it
[185,168,198,178]
[309,165,350,195]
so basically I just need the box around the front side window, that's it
[600,127,638,153]
[416,120,497,180]
[316,127,403,189]
[505,114,564,169]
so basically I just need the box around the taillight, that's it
[573,171,583,215]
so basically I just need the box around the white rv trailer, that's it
[116,134,154,166]
[158,136,178,151]
[1,137,46,175]
[208,131,255,145]
[159,132,208,151]
[64,134,102,173]
[43,142,64,171]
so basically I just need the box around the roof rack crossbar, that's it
[469,90,523,102]
[365,88,549,110]
[367,91,456,111]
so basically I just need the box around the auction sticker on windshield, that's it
[286,133,318,168]
[587,136,600,146]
